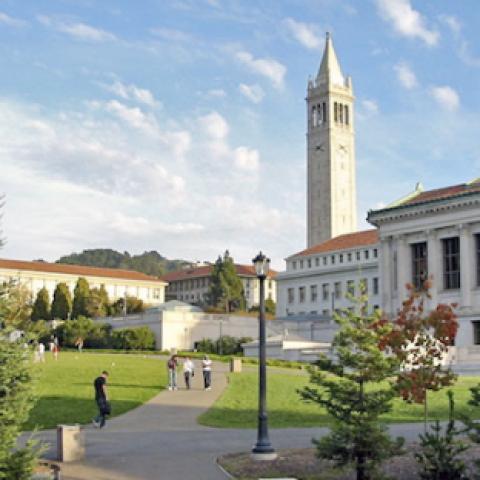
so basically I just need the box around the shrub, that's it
[196,335,252,355]
[112,327,155,350]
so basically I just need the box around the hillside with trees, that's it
[56,249,189,277]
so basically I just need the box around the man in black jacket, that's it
[92,371,109,428]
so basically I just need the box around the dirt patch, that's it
[218,445,480,479]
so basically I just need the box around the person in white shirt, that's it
[183,357,195,390]
[202,355,212,390]
[38,342,45,363]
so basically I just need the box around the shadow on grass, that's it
[25,396,144,431]
[72,382,163,389]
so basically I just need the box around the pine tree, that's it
[208,251,245,312]
[300,296,403,480]
[51,282,72,320]
[72,277,90,319]
[31,287,50,322]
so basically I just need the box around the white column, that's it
[379,236,393,315]
[427,229,439,308]
[460,224,472,309]
[396,235,409,306]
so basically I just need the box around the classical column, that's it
[427,229,439,308]
[396,235,409,306]
[460,224,472,309]
[379,236,393,315]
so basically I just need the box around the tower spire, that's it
[317,32,344,87]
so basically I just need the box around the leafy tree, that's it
[208,251,245,312]
[265,298,276,315]
[415,391,468,480]
[300,297,403,480]
[31,287,50,322]
[381,282,458,429]
[51,282,72,320]
[111,295,145,315]
[86,285,109,318]
[72,277,90,318]
[0,281,32,330]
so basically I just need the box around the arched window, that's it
[334,102,338,122]
[322,102,327,123]
[339,103,343,123]
[345,105,349,125]
[317,104,322,123]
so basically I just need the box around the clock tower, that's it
[307,33,357,247]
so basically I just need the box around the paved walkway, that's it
[31,361,430,480]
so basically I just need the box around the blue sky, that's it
[0,0,479,269]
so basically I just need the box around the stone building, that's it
[161,263,276,309]
[0,258,167,305]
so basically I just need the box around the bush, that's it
[195,335,252,355]
[112,327,155,350]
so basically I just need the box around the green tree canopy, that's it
[51,282,72,320]
[208,251,245,312]
[86,284,110,318]
[0,281,32,330]
[31,287,51,322]
[72,277,90,319]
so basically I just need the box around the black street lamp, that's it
[251,252,277,460]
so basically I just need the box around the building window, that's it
[373,248,378,258]
[310,285,317,302]
[474,321,480,345]
[323,257,327,266]
[347,280,355,296]
[344,104,349,125]
[339,254,344,263]
[299,286,306,303]
[322,283,329,301]
[322,102,327,123]
[307,259,312,268]
[315,257,320,267]
[364,250,369,260]
[361,278,368,294]
[411,242,428,290]
[331,255,335,264]
[373,277,379,295]
[347,252,352,262]
[476,235,480,286]
[288,288,294,304]
[334,102,338,122]
[292,261,297,270]
[356,251,360,261]
[300,260,304,269]
[443,237,460,290]
[322,309,329,316]
[334,281,341,299]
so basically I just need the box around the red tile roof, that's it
[0,258,166,283]
[161,264,277,282]
[399,179,480,208]
[292,229,379,257]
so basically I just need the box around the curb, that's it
[215,457,236,479]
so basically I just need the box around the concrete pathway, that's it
[31,361,431,480]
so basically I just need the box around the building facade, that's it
[162,264,277,309]
[307,32,357,247]
[0,258,167,305]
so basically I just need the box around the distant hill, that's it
[56,249,190,277]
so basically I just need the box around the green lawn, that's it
[26,351,167,430]
[198,371,480,428]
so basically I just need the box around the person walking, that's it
[92,371,110,428]
[183,356,195,390]
[202,355,212,390]
[75,337,84,353]
[167,355,178,391]
[38,342,46,363]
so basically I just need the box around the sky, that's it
[1,0,479,270]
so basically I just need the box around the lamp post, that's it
[251,252,276,460]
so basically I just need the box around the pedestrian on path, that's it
[38,342,45,363]
[167,355,178,391]
[202,355,212,390]
[93,371,110,428]
[183,356,195,390]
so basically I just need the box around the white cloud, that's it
[375,0,439,46]
[284,18,322,50]
[430,86,460,111]
[361,99,379,115]
[0,12,26,27]
[238,83,264,104]
[104,100,159,135]
[103,80,158,107]
[199,111,230,139]
[233,147,260,172]
[37,15,116,42]
[439,14,461,35]
[394,62,418,89]
[236,51,286,89]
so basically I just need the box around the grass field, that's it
[198,371,480,428]
[26,351,167,430]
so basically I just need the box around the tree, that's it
[51,282,72,320]
[265,298,276,315]
[208,251,245,312]
[86,284,109,318]
[72,277,90,318]
[300,295,403,480]
[381,282,458,430]
[31,287,50,322]
[111,295,145,316]
[0,281,32,330]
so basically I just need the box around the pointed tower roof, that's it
[316,32,345,87]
